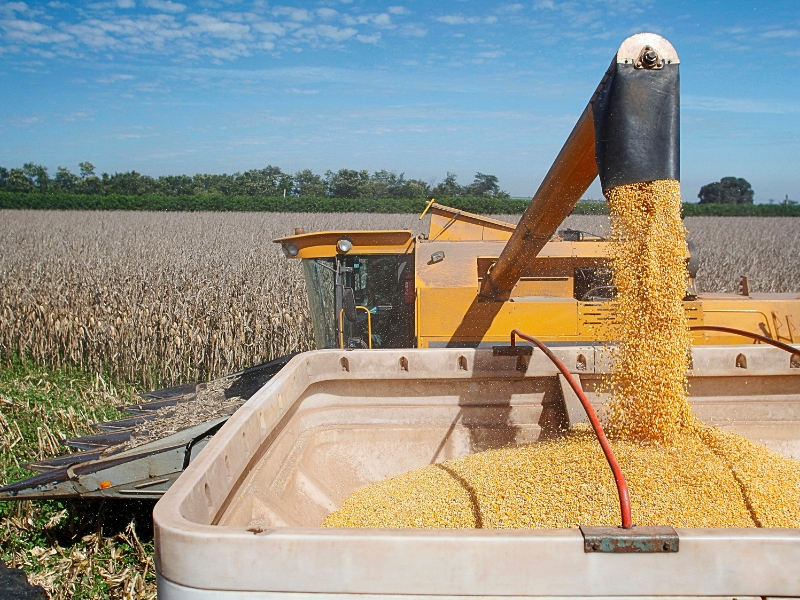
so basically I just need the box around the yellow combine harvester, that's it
[276,201,799,352]
[276,40,797,352]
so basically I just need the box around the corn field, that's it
[1,210,799,390]
[0,211,412,389]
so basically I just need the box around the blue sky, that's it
[1,0,798,202]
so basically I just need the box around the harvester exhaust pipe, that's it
[480,33,680,300]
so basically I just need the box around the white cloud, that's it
[63,22,118,48]
[64,110,92,121]
[28,47,56,57]
[400,23,426,37]
[477,50,505,58]
[9,115,43,127]
[434,14,496,25]
[316,8,338,20]
[683,96,800,115]
[499,3,524,12]
[0,0,414,62]
[253,21,284,37]
[97,73,135,82]
[357,32,380,44]
[204,42,250,59]
[316,24,356,41]
[144,0,185,13]
[2,2,28,14]
[761,29,798,39]
[63,14,190,51]
[0,18,72,44]
[372,13,392,27]
[342,13,394,27]
[272,6,311,22]
[187,14,250,40]
[286,88,319,94]
[436,15,472,25]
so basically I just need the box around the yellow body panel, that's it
[427,204,515,242]
[417,287,578,347]
[691,295,800,344]
[275,230,413,259]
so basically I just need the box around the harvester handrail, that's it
[690,325,800,356]
[339,307,373,349]
[510,329,633,529]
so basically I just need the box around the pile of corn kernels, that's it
[323,180,800,529]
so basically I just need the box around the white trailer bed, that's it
[153,346,800,599]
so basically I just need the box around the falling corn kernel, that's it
[603,179,695,443]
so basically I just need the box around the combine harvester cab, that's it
[154,33,800,598]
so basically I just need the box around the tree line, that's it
[0,162,510,200]
[697,176,796,206]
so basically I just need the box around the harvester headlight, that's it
[285,244,299,257]
[337,238,353,253]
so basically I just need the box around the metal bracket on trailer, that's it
[580,525,679,553]
[492,345,532,371]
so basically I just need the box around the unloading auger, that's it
[480,33,679,301]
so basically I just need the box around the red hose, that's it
[690,325,800,356]
[510,329,633,529]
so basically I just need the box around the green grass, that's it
[0,358,157,599]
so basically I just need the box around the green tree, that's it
[466,172,509,198]
[192,173,235,196]
[293,169,326,197]
[698,177,754,204]
[432,172,461,197]
[103,171,154,195]
[389,174,430,199]
[79,161,96,179]
[326,169,370,198]
[277,172,294,197]
[156,175,194,195]
[234,166,287,196]
[54,166,80,191]
[369,169,396,199]
[6,168,36,192]
[22,162,50,192]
